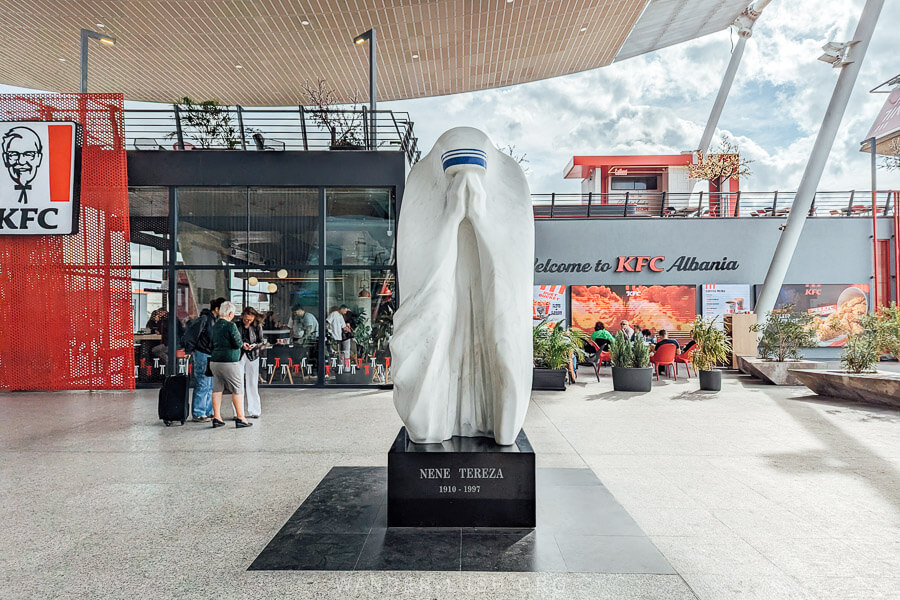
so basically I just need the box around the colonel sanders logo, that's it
[2,126,43,204]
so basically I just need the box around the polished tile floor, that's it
[251,466,673,573]
[2,369,898,599]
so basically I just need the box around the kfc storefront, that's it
[532,216,894,358]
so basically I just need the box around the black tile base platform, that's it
[249,467,675,573]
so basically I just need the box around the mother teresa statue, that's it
[390,127,534,446]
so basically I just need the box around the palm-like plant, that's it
[533,319,588,370]
[690,316,731,371]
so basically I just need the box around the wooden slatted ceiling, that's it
[0,0,647,105]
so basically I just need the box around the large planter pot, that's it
[699,369,722,391]
[737,356,820,385]
[789,369,900,409]
[611,366,652,392]
[532,368,567,391]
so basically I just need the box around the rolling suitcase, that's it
[158,374,190,426]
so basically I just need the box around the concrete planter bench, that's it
[736,355,820,386]
[789,369,900,409]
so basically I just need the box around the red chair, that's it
[674,346,695,378]
[649,344,678,380]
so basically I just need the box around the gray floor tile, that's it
[555,535,676,574]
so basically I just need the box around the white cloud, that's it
[386,0,900,194]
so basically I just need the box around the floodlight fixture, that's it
[817,40,857,68]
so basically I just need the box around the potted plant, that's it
[532,319,587,391]
[689,316,732,391]
[610,331,651,392]
[741,304,818,385]
[300,79,366,150]
[169,96,240,149]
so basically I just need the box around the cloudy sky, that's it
[384,0,900,194]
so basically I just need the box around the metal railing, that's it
[532,190,900,218]
[124,106,421,164]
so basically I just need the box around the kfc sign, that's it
[0,122,80,234]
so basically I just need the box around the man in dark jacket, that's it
[184,297,226,422]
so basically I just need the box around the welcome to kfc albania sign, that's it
[0,122,81,234]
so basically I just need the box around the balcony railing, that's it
[124,106,421,165]
[532,191,900,218]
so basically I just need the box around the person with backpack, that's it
[183,297,226,422]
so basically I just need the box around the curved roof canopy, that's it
[1,0,752,106]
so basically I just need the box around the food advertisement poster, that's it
[533,285,566,327]
[571,285,697,340]
[770,284,869,347]
[701,284,752,328]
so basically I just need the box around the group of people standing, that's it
[182,298,264,429]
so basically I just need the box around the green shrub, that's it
[751,304,816,361]
[690,316,731,371]
[533,319,587,370]
[841,333,879,373]
[631,334,650,368]
[610,331,648,368]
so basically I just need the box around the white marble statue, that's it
[390,127,534,445]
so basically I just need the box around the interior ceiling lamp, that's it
[817,41,857,68]
[268,283,278,293]
[358,280,371,298]
[248,276,259,286]
[277,269,288,279]
[377,281,392,296]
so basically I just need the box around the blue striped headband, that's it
[441,148,487,172]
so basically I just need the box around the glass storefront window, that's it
[324,269,395,385]
[132,268,170,385]
[131,185,396,387]
[250,187,319,266]
[177,187,247,266]
[129,187,169,266]
[175,269,320,387]
[325,188,394,266]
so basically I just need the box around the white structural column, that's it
[698,0,772,155]
[756,0,885,324]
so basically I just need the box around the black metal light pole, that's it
[80,28,116,93]
[354,29,377,150]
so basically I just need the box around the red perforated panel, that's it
[0,94,133,390]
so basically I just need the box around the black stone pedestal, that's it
[387,427,535,528]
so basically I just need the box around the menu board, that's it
[533,285,567,327]
[768,284,869,347]
[571,285,697,341]
[702,284,752,329]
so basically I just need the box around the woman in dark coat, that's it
[209,301,252,429]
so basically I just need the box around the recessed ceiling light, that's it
[506,0,514,3]
[412,53,419,59]
[301,19,310,25]
[96,23,105,28]
[235,64,243,69]
[580,26,587,32]
[58,58,66,62]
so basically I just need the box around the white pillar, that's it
[755,0,885,325]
